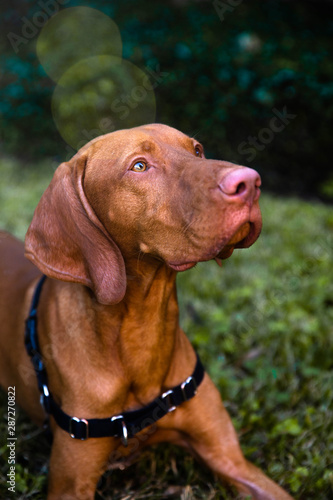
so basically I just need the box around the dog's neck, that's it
[90,258,180,402]
[39,259,180,407]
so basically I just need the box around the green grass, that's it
[0,156,332,499]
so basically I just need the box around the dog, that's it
[0,124,293,499]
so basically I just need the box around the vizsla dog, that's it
[0,124,293,499]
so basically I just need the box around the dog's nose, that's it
[219,167,261,203]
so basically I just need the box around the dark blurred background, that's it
[1,0,332,202]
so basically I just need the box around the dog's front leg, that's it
[47,428,113,500]
[171,373,294,500]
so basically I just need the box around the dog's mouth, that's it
[168,261,198,272]
[168,220,261,272]
[215,221,253,261]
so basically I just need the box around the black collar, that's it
[25,275,205,443]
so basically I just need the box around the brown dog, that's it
[0,124,293,499]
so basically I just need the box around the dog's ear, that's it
[25,152,127,305]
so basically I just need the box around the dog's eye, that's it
[131,161,148,172]
[194,146,202,157]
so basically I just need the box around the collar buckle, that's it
[181,375,198,401]
[111,415,128,447]
[69,416,89,440]
[161,389,176,413]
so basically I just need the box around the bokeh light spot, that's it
[52,56,156,150]
[37,7,122,82]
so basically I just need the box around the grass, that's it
[0,156,332,499]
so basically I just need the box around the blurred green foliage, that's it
[0,0,333,200]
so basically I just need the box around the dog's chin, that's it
[168,221,261,272]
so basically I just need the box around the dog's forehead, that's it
[86,124,195,160]
[138,124,194,147]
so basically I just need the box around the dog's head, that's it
[25,124,262,304]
